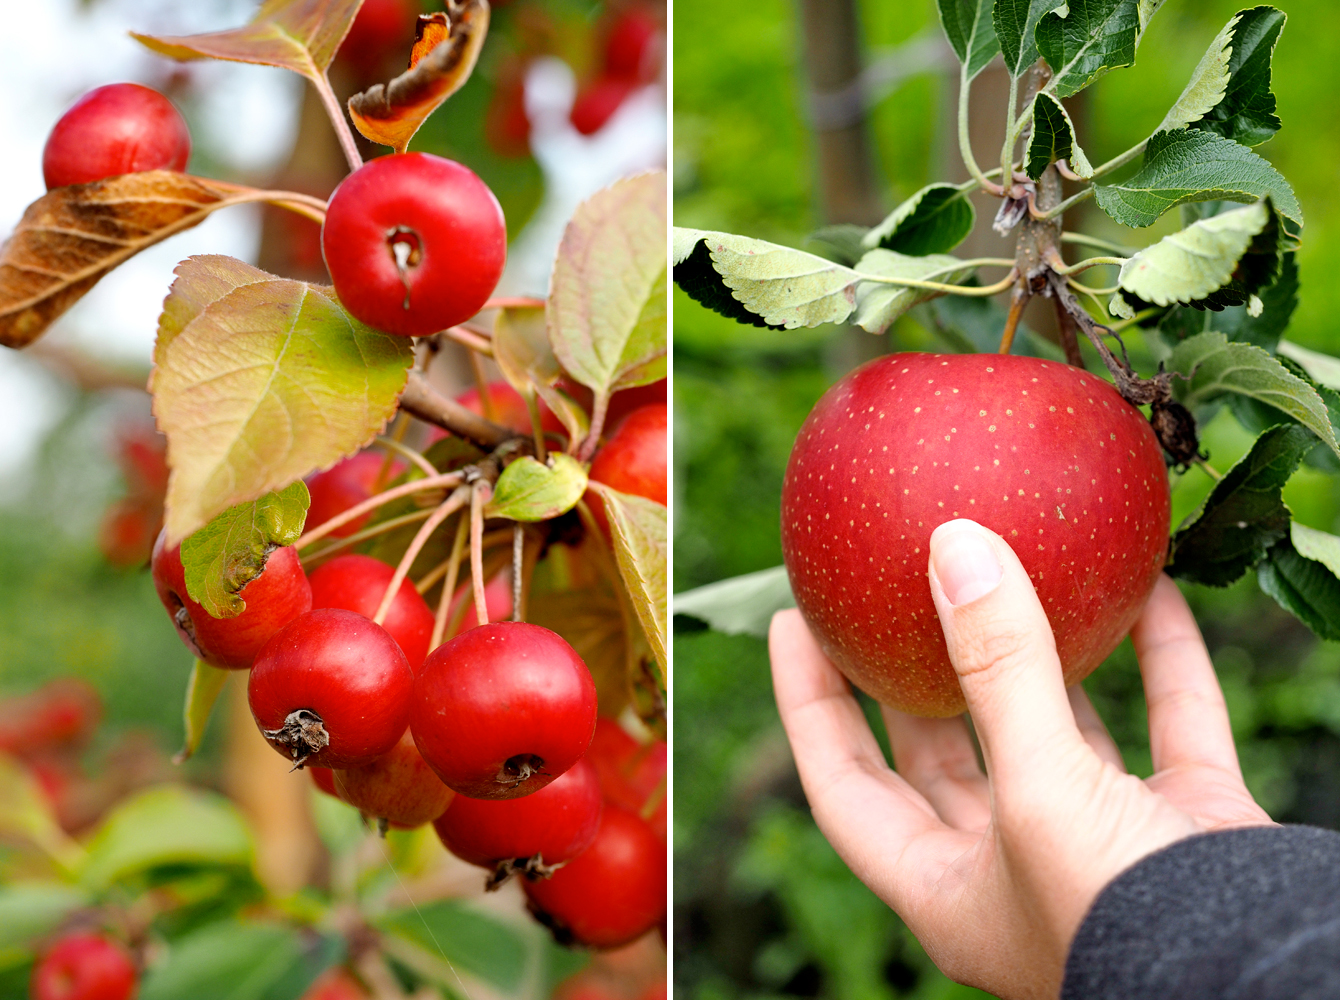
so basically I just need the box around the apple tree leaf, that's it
[1137,0,1167,39]
[173,661,230,766]
[1170,331,1340,460]
[1278,339,1340,392]
[1094,129,1301,229]
[672,228,857,330]
[180,481,310,618]
[487,454,588,521]
[1156,12,1234,133]
[348,3,490,153]
[851,250,970,334]
[493,304,587,444]
[0,172,231,348]
[132,0,361,82]
[994,0,1066,77]
[79,786,252,890]
[137,922,331,1000]
[1027,92,1093,180]
[673,566,795,639]
[549,173,667,417]
[1166,422,1313,586]
[0,756,82,869]
[1036,0,1140,99]
[1258,522,1340,640]
[936,0,1000,80]
[1117,199,1278,310]
[861,184,976,255]
[589,485,666,675]
[151,255,413,545]
[0,884,90,952]
[1192,5,1285,147]
[1157,250,1297,350]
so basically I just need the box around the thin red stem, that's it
[470,480,492,627]
[295,472,463,550]
[372,486,470,627]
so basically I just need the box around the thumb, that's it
[927,519,1085,786]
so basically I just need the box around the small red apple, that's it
[309,553,435,671]
[333,728,454,828]
[587,718,666,838]
[31,932,136,1000]
[781,353,1170,717]
[305,452,405,538]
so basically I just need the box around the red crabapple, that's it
[309,554,435,671]
[43,83,190,189]
[333,728,454,828]
[305,452,405,538]
[31,933,136,1000]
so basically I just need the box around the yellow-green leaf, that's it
[132,0,362,81]
[589,485,666,673]
[180,483,310,618]
[151,255,412,544]
[487,454,588,521]
[173,661,232,765]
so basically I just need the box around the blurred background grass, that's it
[672,1,1340,998]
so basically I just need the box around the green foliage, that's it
[1036,0,1140,98]
[137,921,339,1000]
[1191,5,1286,146]
[1094,128,1301,228]
[937,0,1001,80]
[993,0,1065,77]
[863,185,976,256]
[1259,523,1340,639]
[488,454,588,521]
[1027,93,1092,179]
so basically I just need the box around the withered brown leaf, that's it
[0,172,232,349]
[347,0,490,153]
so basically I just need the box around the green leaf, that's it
[590,485,667,674]
[673,228,859,329]
[673,230,784,329]
[1137,0,1167,38]
[1170,331,1340,459]
[806,225,870,267]
[486,454,588,521]
[0,756,82,869]
[1192,5,1285,147]
[174,661,230,765]
[936,0,1000,79]
[1158,250,1297,350]
[548,172,667,409]
[1156,13,1235,132]
[0,884,88,951]
[132,0,361,83]
[493,304,586,445]
[1258,523,1340,640]
[1279,338,1340,391]
[1167,423,1313,586]
[1036,0,1140,98]
[1117,200,1277,310]
[378,899,529,992]
[994,0,1066,77]
[1027,93,1093,179]
[920,292,1066,359]
[861,184,975,255]
[138,922,329,1000]
[674,566,795,638]
[179,482,309,618]
[151,255,412,545]
[851,250,969,334]
[80,786,253,890]
[1093,129,1301,229]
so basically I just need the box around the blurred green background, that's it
[672,1,1340,998]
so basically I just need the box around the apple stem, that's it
[295,471,463,551]
[512,524,525,622]
[399,371,515,448]
[483,296,545,310]
[998,284,1029,354]
[372,486,471,627]
[468,349,497,423]
[312,71,365,175]
[579,392,611,463]
[441,324,493,356]
[429,514,470,650]
[373,434,438,479]
[470,480,492,627]
[303,508,436,567]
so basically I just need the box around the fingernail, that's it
[932,524,1002,606]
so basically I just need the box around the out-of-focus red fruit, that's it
[460,382,566,437]
[485,60,531,158]
[116,429,169,495]
[306,452,406,539]
[99,499,159,568]
[248,609,414,769]
[558,378,666,432]
[334,728,454,828]
[309,766,339,799]
[433,757,602,871]
[31,932,136,1000]
[300,967,369,1000]
[0,680,101,757]
[570,75,639,136]
[309,554,435,672]
[411,622,597,799]
[335,0,416,79]
[523,806,666,949]
[151,532,312,670]
[587,719,666,838]
[42,83,190,189]
[586,403,668,537]
[444,570,514,640]
[604,9,660,81]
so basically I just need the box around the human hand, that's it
[769,518,1272,1000]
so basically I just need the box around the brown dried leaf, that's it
[0,172,232,349]
[347,0,490,153]
[131,0,362,80]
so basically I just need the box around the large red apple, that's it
[780,353,1170,717]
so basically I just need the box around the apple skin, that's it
[587,718,666,839]
[333,728,454,828]
[30,933,136,1000]
[152,531,312,670]
[306,452,405,538]
[309,553,435,672]
[586,403,667,538]
[43,82,190,189]
[780,353,1170,717]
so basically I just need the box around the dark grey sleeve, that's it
[1062,825,1340,1000]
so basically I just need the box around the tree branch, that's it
[399,371,515,448]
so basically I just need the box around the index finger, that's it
[769,610,971,903]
